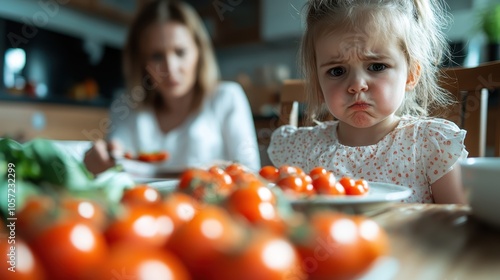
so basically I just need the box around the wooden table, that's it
[369,203,500,280]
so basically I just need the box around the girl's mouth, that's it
[349,102,371,110]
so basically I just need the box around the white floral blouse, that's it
[268,115,468,203]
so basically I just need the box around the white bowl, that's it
[460,157,500,228]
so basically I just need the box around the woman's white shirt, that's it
[108,81,261,171]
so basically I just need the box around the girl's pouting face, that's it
[315,27,413,129]
[142,21,199,101]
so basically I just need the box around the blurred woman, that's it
[84,0,260,174]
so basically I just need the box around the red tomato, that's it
[294,211,387,280]
[312,172,346,195]
[339,176,368,195]
[154,151,169,161]
[224,163,246,181]
[211,231,305,280]
[226,181,284,233]
[137,153,157,162]
[29,220,107,280]
[121,185,162,206]
[16,196,55,241]
[0,237,46,280]
[278,165,306,178]
[166,205,244,279]
[276,174,313,194]
[105,206,174,248]
[208,166,234,195]
[259,166,280,183]
[177,168,215,201]
[61,197,108,230]
[309,166,328,180]
[353,216,389,265]
[231,172,262,187]
[136,151,169,162]
[124,152,133,159]
[178,168,213,190]
[161,192,201,229]
[356,179,370,192]
[96,245,191,280]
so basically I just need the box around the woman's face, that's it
[142,21,199,100]
[315,26,414,128]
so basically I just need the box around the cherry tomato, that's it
[211,231,305,280]
[16,196,55,241]
[276,174,313,194]
[177,168,215,201]
[161,192,201,229]
[136,151,169,162]
[29,220,107,280]
[226,181,283,233]
[124,152,133,159]
[0,237,46,280]
[121,184,162,206]
[105,206,175,248]
[356,179,370,192]
[96,245,191,280]
[294,211,387,280]
[166,205,244,279]
[278,165,306,178]
[153,151,169,161]
[339,176,368,195]
[208,166,234,195]
[231,172,262,187]
[353,216,389,266]
[259,166,280,183]
[224,163,246,181]
[312,172,346,195]
[61,197,108,231]
[137,153,157,162]
[309,166,328,180]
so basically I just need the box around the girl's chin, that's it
[160,88,189,98]
[345,112,375,127]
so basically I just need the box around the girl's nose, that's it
[347,73,368,94]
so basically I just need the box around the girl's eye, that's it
[368,63,386,72]
[328,67,346,77]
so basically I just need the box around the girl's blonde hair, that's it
[300,0,452,123]
[123,0,219,112]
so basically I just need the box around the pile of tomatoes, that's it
[124,150,169,162]
[1,163,388,280]
[260,165,370,196]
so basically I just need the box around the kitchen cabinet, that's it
[65,0,148,25]
[188,0,261,46]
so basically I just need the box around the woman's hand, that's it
[83,139,123,175]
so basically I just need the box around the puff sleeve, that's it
[268,125,319,169]
[418,119,468,184]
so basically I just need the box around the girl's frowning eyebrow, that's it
[319,53,392,67]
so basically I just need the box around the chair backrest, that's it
[279,60,500,157]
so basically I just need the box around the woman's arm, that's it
[219,82,261,171]
[431,163,466,204]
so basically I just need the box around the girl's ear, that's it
[406,62,421,91]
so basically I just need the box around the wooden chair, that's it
[279,60,500,157]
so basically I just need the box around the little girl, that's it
[268,0,467,203]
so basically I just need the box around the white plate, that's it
[288,182,411,206]
[119,159,186,183]
[147,180,179,193]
